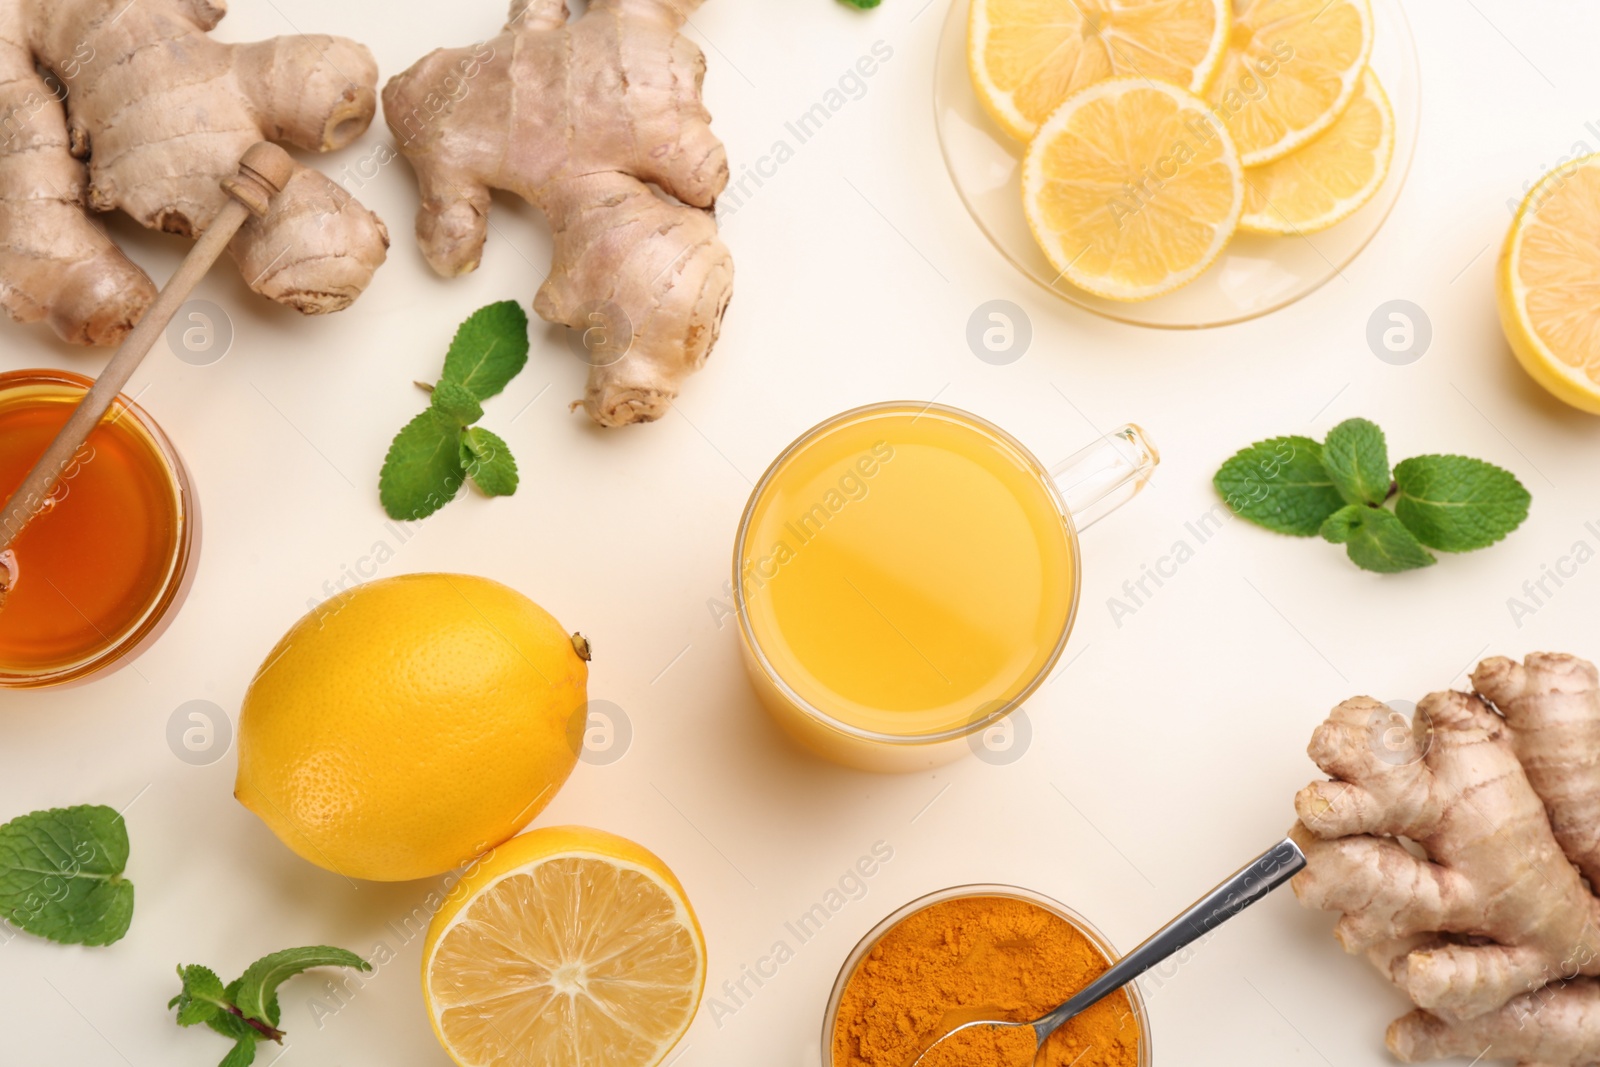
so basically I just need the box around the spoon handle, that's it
[1040,837,1306,1036]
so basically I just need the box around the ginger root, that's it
[0,0,389,346]
[1389,982,1600,1066]
[382,0,733,427]
[1293,653,1600,1066]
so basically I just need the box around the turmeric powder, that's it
[917,1024,1039,1067]
[831,895,1143,1067]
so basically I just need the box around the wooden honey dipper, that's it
[0,142,295,606]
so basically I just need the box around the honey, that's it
[0,370,195,687]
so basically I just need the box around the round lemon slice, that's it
[423,827,706,1067]
[1498,153,1600,414]
[1207,0,1374,167]
[1240,68,1394,235]
[969,0,1229,142]
[1023,78,1243,302]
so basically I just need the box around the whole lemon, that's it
[235,573,588,882]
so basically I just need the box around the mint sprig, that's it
[0,805,133,946]
[380,301,531,520]
[1215,418,1531,573]
[170,946,369,1067]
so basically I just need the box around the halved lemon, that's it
[1498,153,1600,414]
[1207,0,1374,167]
[1240,68,1393,234]
[969,0,1230,142]
[423,827,706,1067]
[1022,78,1243,301]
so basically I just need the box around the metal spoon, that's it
[905,838,1307,1067]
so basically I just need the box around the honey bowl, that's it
[0,369,198,688]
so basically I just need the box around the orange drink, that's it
[734,403,1155,771]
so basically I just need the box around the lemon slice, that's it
[1498,153,1600,414]
[1207,0,1374,167]
[423,827,706,1067]
[1240,68,1393,234]
[969,0,1229,141]
[1022,78,1243,301]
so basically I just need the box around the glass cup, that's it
[823,884,1153,1067]
[733,402,1156,772]
[0,369,199,688]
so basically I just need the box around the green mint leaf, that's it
[1318,504,1363,544]
[1394,455,1532,551]
[234,946,371,1027]
[1320,505,1436,573]
[380,410,467,521]
[1214,436,1346,537]
[171,965,229,1027]
[1322,418,1391,506]
[219,1038,258,1067]
[0,805,133,946]
[839,0,881,7]
[461,427,519,497]
[440,301,530,401]
[429,380,484,427]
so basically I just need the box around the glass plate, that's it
[934,0,1421,329]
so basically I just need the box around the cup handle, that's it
[1050,424,1160,532]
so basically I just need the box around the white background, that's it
[3,1,1599,1065]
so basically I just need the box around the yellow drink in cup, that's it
[734,403,1156,771]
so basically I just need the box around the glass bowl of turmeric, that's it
[824,885,1150,1067]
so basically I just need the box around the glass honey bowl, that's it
[0,369,198,688]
